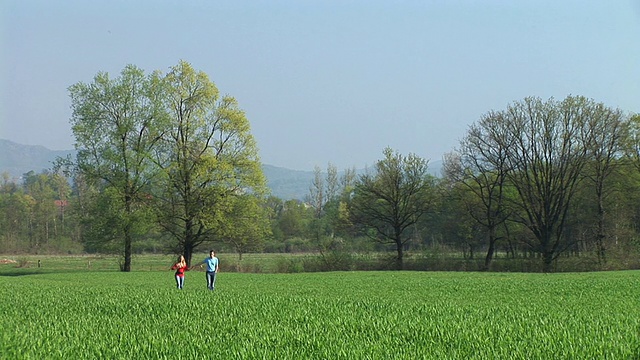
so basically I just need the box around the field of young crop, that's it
[0,267,638,359]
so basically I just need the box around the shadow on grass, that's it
[0,267,117,277]
[0,269,48,277]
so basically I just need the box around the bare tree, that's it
[350,148,433,269]
[326,163,339,204]
[489,96,600,272]
[307,163,340,218]
[581,105,626,264]
[308,165,324,217]
[443,111,512,270]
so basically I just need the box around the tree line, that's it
[1,62,639,272]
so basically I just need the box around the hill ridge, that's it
[0,139,442,200]
[0,139,315,199]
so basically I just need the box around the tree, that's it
[581,105,626,264]
[334,167,357,239]
[0,176,32,252]
[276,199,313,245]
[625,114,640,169]
[22,171,57,246]
[153,61,266,266]
[430,185,483,259]
[216,194,272,260]
[306,163,353,249]
[487,96,604,272]
[349,147,433,269]
[443,110,512,270]
[69,65,164,271]
[308,165,325,217]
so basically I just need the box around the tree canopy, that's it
[69,61,266,268]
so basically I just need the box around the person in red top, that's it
[170,255,189,289]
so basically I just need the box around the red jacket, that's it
[171,263,189,277]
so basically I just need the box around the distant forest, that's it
[1,70,639,273]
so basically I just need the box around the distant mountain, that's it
[261,165,315,200]
[0,139,314,199]
[0,139,74,179]
[0,139,442,200]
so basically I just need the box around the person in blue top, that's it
[199,250,219,291]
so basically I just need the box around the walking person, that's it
[199,250,219,291]
[171,255,189,289]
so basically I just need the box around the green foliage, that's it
[275,200,314,240]
[152,61,266,265]
[215,194,272,258]
[0,170,81,253]
[67,61,266,266]
[5,88,640,274]
[80,186,155,255]
[0,271,638,358]
[69,65,163,270]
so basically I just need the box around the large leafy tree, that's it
[349,147,433,269]
[69,65,164,271]
[153,61,266,265]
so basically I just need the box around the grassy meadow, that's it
[0,255,638,359]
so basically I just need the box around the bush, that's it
[275,257,305,273]
[319,250,354,271]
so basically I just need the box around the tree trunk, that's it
[184,242,195,267]
[484,241,495,271]
[596,196,606,264]
[395,239,404,270]
[123,231,132,272]
[542,249,553,273]
[483,227,496,271]
[122,198,132,272]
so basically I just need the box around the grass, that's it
[0,263,638,359]
[0,252,317,274]
[4,249,638,274]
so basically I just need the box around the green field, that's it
[0,261,638,359]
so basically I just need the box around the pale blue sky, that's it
[1,1,639,170]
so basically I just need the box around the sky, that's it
[1,1,639,171]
